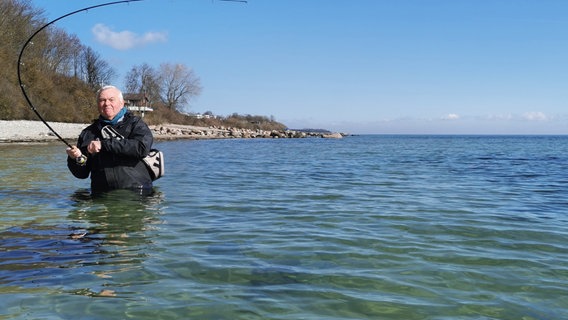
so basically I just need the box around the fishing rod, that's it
[17,1,143,148]
[17,0,246,147]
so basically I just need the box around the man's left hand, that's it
[88,140,102,154]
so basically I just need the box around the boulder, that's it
[321,132,343,139]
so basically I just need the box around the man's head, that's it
[97,85,125,120]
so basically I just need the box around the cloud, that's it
[483,112,550,121]
[92,23,167,50]
[442,113,460,120]
[521,111,548,121]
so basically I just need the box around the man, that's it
[66,85,154,193]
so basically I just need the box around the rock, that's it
[147,123,344,141]
[321,132,343,139]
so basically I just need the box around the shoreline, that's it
[0,120,89,144]
[0,120,344,144]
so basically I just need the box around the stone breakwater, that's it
[151,124,345,140]
[0,120,344,143]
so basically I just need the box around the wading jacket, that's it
[67,112,153,193]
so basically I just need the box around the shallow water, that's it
[1,136,567,319]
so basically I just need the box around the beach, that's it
[0,120,342,143]
[0,120,245,143]
[0,120,89,143]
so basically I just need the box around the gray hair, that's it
[96,85,124,102]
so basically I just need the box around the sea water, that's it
[0,135,567,319]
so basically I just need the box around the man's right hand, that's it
[66,146,82,158]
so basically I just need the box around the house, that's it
[186,112,217,119]
[124,93,153,117]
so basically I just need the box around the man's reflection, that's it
[0,189,164,297]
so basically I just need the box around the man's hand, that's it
[66,146,83,158]
[87,139,102,154]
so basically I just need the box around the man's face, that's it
[97,88,124,120]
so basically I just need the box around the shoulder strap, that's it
[101,125,124,140]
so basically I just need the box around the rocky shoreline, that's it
[151,124,345,140]
[0,120,345,143]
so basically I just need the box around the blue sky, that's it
[33,0,568,134]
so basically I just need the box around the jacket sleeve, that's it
[67,155,91,179]
[101,117,153,159]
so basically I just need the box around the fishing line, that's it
[17,1,144,148]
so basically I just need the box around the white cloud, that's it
[522,111,548,121]
[481,112,552,122]
[92,23,167,50]
[442,113,460,120]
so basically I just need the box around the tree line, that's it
[2,0,113,122]
[0,0,287,131]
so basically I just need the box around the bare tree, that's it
[124,63,160,104]
[0,0,44,54]
[80,46,116,90]
[158,63,202,111]
[71,40,85,79]
[43,30,83,76]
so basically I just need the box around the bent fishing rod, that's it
[17,1,144,148]
[17,0,246,147]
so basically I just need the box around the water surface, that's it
[1,136,567,319]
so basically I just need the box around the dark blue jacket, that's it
[67,112,153,193]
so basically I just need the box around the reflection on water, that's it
[0,189,163,297]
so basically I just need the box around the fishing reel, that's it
[75,154,87,166]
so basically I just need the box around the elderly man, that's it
[66,85,154,193]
